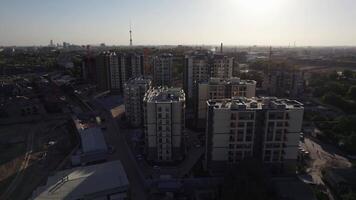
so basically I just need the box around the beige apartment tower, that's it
[143,87,186,162]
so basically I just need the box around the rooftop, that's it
[79,127,107,153]
[207,77,256,85]
[32,160,129,200]
[208,97,303,110]
[125,76,152,86]
[144,87,185,103]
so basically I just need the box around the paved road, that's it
[302,137,351,200]
[100,109,147,200]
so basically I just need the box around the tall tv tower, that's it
[129,22,133,46]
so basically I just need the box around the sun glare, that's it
[238,0,285,15]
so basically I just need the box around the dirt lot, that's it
[0,119,77,200]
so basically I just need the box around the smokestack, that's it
[220,42,223,53]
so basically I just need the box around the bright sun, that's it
[238,0,284,14]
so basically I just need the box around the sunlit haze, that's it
[1,0,356,46]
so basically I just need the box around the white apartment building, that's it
[143,87,185,162]
[124,77,151,127]
[205,97,304,172]
[153,54,173,87]
[196,77,256,127]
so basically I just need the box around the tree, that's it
[343,70,354,79]
[341,192,356,200]
[348,86,356,101]
[345,133,356,154]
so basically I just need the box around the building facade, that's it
[92,52,145,93]
[196,77,256,127]
[153,54,173,87]
[205,97,304,173]
[95,52,111,92]
[143,87,185,162]
[184,52,234,101]
[262,68,305,98]
[124,77,152,127]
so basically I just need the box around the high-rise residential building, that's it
[107,52,122,93]
[262,67,305,98]
[124,77,152,127]
[210,54,233,78]
[184,51,234,101]
[82,56,96,84]
[153,54,173,87]
[94,52,144,93]
[205,97,304,172]
[143,87,185,162]
[184,52,211,100]
[95,52,111,92]
[126,53,144,78]
[196,77,256,127]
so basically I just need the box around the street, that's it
[302,136,351,200]
[100,108,147,200]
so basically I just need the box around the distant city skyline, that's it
[1,0,356,46]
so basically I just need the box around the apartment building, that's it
[262,67,305,98]
[93,52,145,94]
[196,77,256,127]
[124,77,152,127]
[153,54,173,87]
[184,52,211,100]
[125,53,144,78]
[210,54,233,78]
[143,87,185,162]
[95,52,110,92]
[184,52,234,101]
[205,97,304,172]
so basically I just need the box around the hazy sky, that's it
[1,0,356,46]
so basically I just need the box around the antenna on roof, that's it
[129,21,133,46]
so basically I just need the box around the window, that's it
[229,136,235,142]
[264,156,271,162]
[245,135,252,141]
[247,122,253,127]
[275,132,282,141]
[237,133,244,141]
[266,132,273,141]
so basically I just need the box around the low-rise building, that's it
[31,160,130,200]
[71,116,108,165]
[143,87,185,162]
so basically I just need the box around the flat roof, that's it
[144,87,185,102]
[33,160,129,200]
[79,127,107,153]
[208,97,303,110]
[206,77,256,86]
